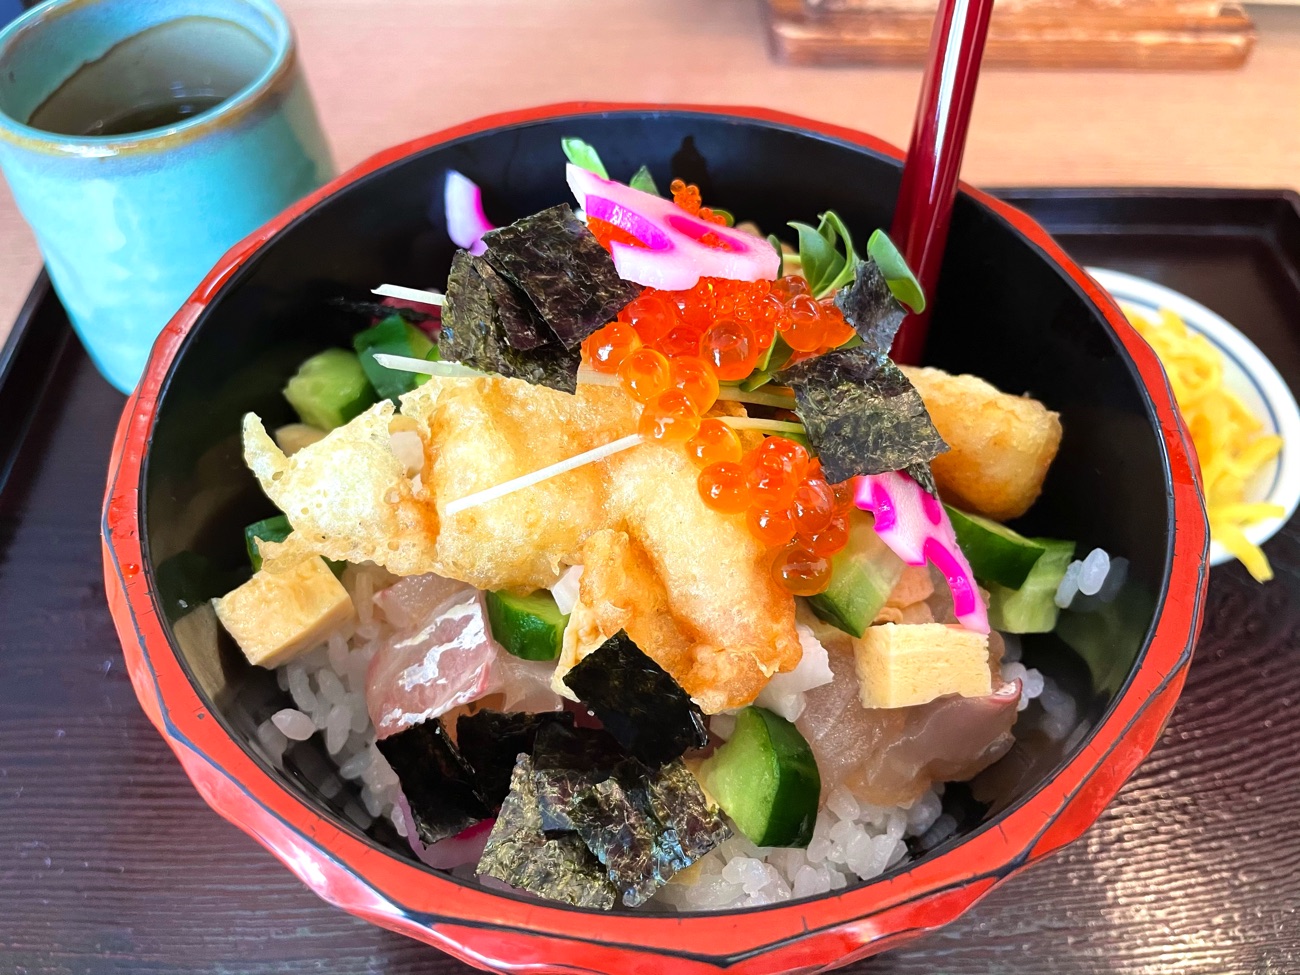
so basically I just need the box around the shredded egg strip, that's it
[1123,303,1285,582]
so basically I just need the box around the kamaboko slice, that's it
[565,164,779,291]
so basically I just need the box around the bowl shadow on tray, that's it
[139,111,1167,909]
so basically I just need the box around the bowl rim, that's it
[102,102,1209,972]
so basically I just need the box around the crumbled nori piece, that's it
[481,205,640,350]
[644,759,731,862]
[530,730,731,907]
[476,755,617,910]
[833,260,907,353]
[476,258,550,351]
[561,632,709,766]
[531,723,629,835]
[440,250,580,392]
[455,709,574,811]
[566,774,691,908]
[780,346,947,485]
[907,461,939,497]
[375,720,490,846]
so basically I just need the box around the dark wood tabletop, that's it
[1,337,1297,975]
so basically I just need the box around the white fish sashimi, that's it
[366,590,500,739]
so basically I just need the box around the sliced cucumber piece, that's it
[245,514,345,578]
[353,314,435,400]
[698,706,820,848]
[986,538,1076,633]
[283,348,377,431]
[807,508,905,637]
[245,515,292,572]
[946,505,1048,589]
[485,589,569,661]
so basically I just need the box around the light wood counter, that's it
[2,0,1297,349]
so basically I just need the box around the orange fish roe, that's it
[698,461,751,513]
[702,318,760,381]
[669,356,719,413]
[696,434,849,595]
[687,419,743,467]
[639,389,702,443]
[618,347,672,404]
[582,321,642,374]
[771,543,833,597]
[619,275,858,369]
[588,216,646,253]
[790,476,836,535]
[670,179,728,227]
[748,505,797,547]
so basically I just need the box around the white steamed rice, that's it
[249,563,1077,910]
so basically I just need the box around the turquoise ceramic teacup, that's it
[0,0,333,392]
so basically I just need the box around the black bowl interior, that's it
[141,110,1168,903]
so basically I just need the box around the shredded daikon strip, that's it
[719,416,805,434]
[371,354,483,377]
[1125,303,1285,581]
[372,284,445,306]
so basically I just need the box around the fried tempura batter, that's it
[244,403,441,574]
[241,374,800,711]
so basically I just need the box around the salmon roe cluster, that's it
[580,185,859,582]
[584,275,855,388]
[670,179,728,228]
[695,435,854,596]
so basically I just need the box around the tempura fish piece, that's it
[603,442,802,712]
[243,404,440,574]
[901,366,1062,521]
[554,529,698,700]
[402,375,639,592]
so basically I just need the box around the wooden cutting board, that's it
[762,0,1256,68]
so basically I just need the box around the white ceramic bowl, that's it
[1088,267,1300,566]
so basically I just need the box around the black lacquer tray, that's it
[1,189,1297,975]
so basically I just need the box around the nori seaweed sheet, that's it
[566,774,691,908]
[476,257,550,351]
[644,760,731,863]
[531,723,629,835]
[530,729,731,907]
[375,720,490,846]
[780,346,947,485]
[476,755,617,910]
[481,205,640,350]
[561,632,709,766]
[455,709,574,811]
[906,461,939,497]
[440,250,580,392]
[833,260,906,353]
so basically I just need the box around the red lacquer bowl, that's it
[102,104,1207,973]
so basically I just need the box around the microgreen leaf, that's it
[867,229,926,313]
[561,137,609,179]
[630,165,661,196]
[789,210,860,298]
[817,212,859,295]
[788,220,844,296]
[711,208,736,227]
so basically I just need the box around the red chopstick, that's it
[888,0,997,365]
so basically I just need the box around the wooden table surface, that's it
[3,3,1300,974]
[1,0,1300,348]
